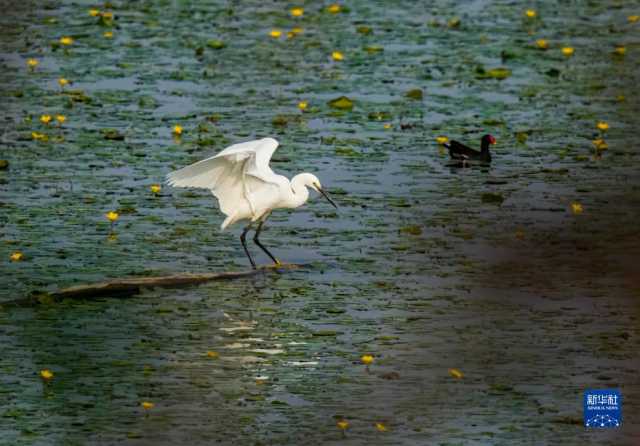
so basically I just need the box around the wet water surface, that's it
[1,1,639,444]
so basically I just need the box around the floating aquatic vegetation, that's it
[368,111,391,121]
[363,45,383,55]
[400,225,422,235]
[476,67,512,80]
[571,202,583,214]
[102,129,124,140]
[536,39,549,50]
[332,51,344,61]
[10,251,24,262]
[448,17,461,28]
[360,354,374,365]
[327,96,354,110]
[206,39,225,50]
[405,88,423,100]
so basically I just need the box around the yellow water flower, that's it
[269,29,282,38]
[327,4,341,13]
[106,211,119,222]
[10,251,24,262]
[332,51,344,61]
[383,123,392,129]
[55,114,66,124]
[89,9,100,17]
[436,136,449,144]
[536,39,549,49]
[172,125,183,135]
[298,100,308,111]
[375,422,388,432]
[596,121,609,131]
[58,77,69,87]
[525,9,536,18]
[206,350,219,358]
[290,7,304,17]
[592,138,608,150]
[448,368,464,379]
[628,15,639,23]
[27,58,39,69]
[571,202,583,214]
[141,401,155,410]
[40,114,52,124]
[60,36,74,46]
[150,184,161,194]
[31,131,46,140]
[291,26,303,35]
[40,369,54,381]
[361,354,374,365]
[561,46,574,56]
[614,46,626,56]
[103,31,113,38]
[101,11,114,20]
[337,420,349,430]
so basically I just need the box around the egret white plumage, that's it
[166,137,337,268]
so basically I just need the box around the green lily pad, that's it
[335,147,361,157]
[405,88,424,100]
[327,96,354,110]
[476,67,512,80]
[206,39,225,50]
[400,225,422,235]
[364,45,383,53]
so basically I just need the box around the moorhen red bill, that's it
[445,134,496,162]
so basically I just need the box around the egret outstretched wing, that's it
[166,137,281,220]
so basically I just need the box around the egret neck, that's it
[288,173,314,208]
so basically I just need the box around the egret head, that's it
[295,173,338,209]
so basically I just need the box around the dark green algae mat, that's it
[1,1,640,444]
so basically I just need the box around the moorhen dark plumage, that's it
[445,134,496,163]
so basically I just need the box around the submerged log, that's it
[6,264,301,307]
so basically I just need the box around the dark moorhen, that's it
[445,134,496,163]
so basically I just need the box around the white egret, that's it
[166,137,337,268]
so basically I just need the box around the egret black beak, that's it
[318,187,338,209]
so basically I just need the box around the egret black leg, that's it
[253,216,280,266]
[240,224,256,269]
